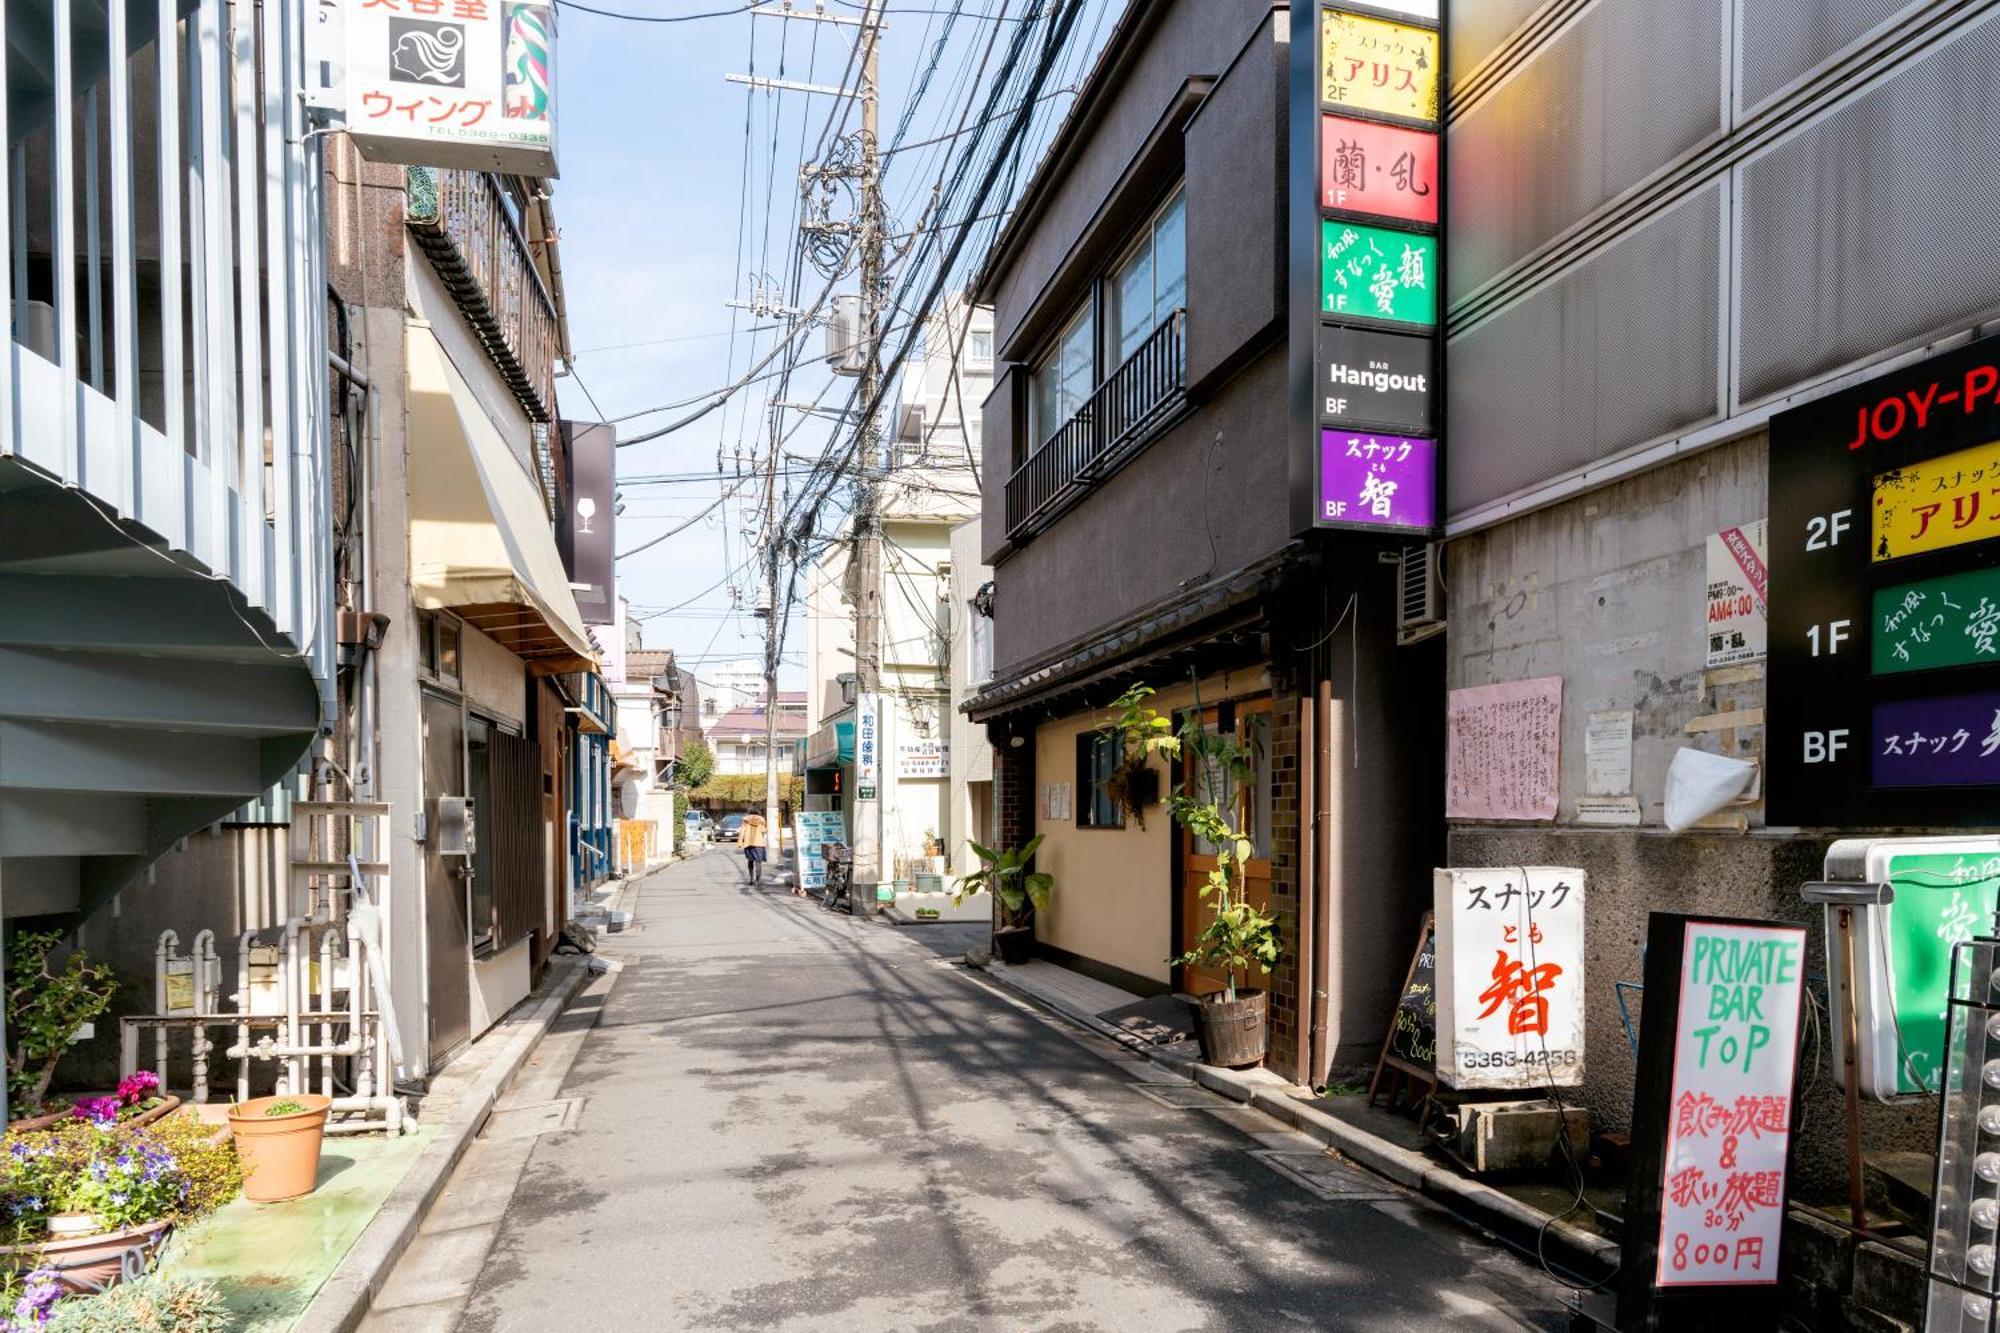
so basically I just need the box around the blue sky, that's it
[548,0,1116,692]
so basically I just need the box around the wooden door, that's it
[1176,698,1275,999]
[421,690,472,1062]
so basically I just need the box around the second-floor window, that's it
[1108,189,1186,365]
[1030,306,1095,449]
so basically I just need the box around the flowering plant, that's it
[0,1124,196,1240]
[115,1072,160,1108]
[66,1100,118,1131]
[2,1267,62,1331]
[50,1136,185,1232]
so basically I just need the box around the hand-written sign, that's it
[1872,565,2000,674]
[1871,439,2000,562]
[1322,221,1436,326]
[1446,677,1562,821]
[1705,521,1768,668]
[1384,916,1438,1073]
[1656,921,1805,1288]
[1434,867,1585,1090]
[1319,10,1439,123]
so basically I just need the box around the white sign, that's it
[346,0,558,175]
[1705,520,1768,668]
[897,741,949,779]
[1656,920,1804,1288]
[792,811,847,890]
[855,694,880,801]
[1585,709,1634,796]
[1434,867,1586,1090]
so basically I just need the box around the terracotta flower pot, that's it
[0,1217,174,1295]
[227,1094,332,1202]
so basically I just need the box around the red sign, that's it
[1320,115,1438,227]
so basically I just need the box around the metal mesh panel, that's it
[1738,12,2000,405]
[1446,185,1722,515]
[1447,0,1723,304]
[1740,0,1918,113]
[1448,0,1548,79]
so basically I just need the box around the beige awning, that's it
[406,323,596,673]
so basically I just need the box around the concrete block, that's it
[1839,1297,1916,1333]
[1781,1206,1856,1332]
[1850,1240,1927,1328]
[1451,1098,1589,1174]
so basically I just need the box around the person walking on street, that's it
[740,812,768,885]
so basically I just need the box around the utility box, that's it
[825,294,868,376]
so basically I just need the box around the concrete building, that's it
[708,694,808,779]
[947,519,997,875]
[966,2,1441,1085]
[700,658,767,728]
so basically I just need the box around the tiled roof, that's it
[707,705,808,740]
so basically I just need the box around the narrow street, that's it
[366,852,1571,1332]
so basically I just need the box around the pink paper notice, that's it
[1446,676,1563,820]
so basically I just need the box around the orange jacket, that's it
[740,815,768,849]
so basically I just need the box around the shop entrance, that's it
[1175,696,1275,1000]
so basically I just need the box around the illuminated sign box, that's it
[347,0,558,176]
[1319,10,1439,124]
[1316,325,1433,433]
[1320,115,1437,226]
[1319,430,1435,530]
[1321,220,1436,326]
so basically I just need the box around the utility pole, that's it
[849,0,887,908]
[730,0,886,896]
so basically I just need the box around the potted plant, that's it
[1099,685,1174,827]
[956,838,1053,966]
[0,1120,210,1294]
[226,1094,332,1202]
[5,934,116,1127]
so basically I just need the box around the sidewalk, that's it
[973,956,1620,1280]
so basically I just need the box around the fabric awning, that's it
[407,323,596,673]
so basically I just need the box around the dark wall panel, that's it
[1739,12,2000,404]
[1446,185,1721,515]
[1447,0,1723,303]
[981,366,1019,566]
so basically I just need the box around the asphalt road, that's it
[375,848,1573,1333]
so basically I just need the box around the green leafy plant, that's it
[1097,685,1180,827]
[954,836,1053,927]
[1162,697,1281,1003]
[5,934,116,1114]
[0,1116,242,1244]
[144,1116,243,1219]
[261,1102,306,1118]
[47,1274,233,1332]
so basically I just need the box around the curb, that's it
[972,960,1619,1276]
[292,954,594,1333]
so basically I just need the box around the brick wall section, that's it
[994,725,1035,861]
[1265,685,1302,1078]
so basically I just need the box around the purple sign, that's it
[1318,430,1436,530]
[1872,691,2000,787]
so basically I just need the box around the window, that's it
[1030,304,1095,450]
[969,604,994,684]
[1076,732,1123,829]
[1107,189,1187,366]
[969,330,993,368]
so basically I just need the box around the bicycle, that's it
[819,843,853,915]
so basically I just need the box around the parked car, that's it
[714,813,745,843]
[683,810,711,841]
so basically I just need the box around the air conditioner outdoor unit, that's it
[1395,542,1445,646]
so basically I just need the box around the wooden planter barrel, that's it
[1194,989,1268,1069]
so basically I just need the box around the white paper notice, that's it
[1655,921,1805,1288]
[1705,521,1768,668]
[1584,709,1634,795]
[1446,677,1562,820]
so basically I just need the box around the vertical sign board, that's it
[791,810,848,892]
[1434,868,1585,1091]
[557,421,616,626]
[1620,914,1806,1332]
[854,693,880,803]
[346,0,558,176]
[1288,3,1444,537]
[1768,336,2000,826]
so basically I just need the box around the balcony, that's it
[405,167,561,422]
[0,0,333,921]
[1005,309,1187,541]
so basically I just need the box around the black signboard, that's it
[1371,912,1436,1095]
[1315,325,1434,435]
[557,420,617,627]
[1767,335,2000,826]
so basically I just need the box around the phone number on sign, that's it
[1456,1049,1580,1071]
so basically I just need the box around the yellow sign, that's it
[1873,438,2000,561]
[1321,11,1439,124]
[164,971,195,1015]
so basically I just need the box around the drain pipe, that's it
[1295,692,1316,1090]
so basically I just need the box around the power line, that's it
[555,0,756,20]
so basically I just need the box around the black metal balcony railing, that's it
[1006,308,1187,540]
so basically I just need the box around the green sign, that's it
[1885,851,2000,1094]
[1321,220,1436,327]
[1873,566,2000,674]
